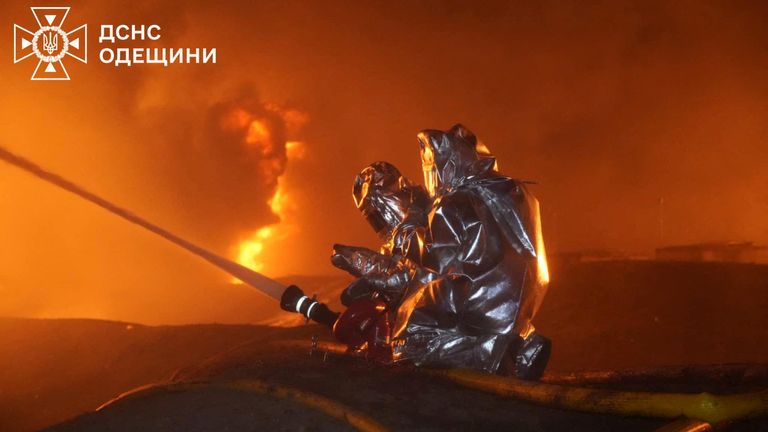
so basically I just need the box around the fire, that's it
[537,232,550,285]
[246,120,272,151]
[219,102,308,279]
[236,227,272,272]
[534,201,550,286]
[235,129,305,277]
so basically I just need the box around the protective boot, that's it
[514,332,551,380]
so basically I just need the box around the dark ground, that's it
[2,260,767,431]
[47,326,669,432]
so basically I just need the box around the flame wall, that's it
[0,0,766,324]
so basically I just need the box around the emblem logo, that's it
[13,7,87,80]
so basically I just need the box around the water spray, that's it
[0,145,337,325]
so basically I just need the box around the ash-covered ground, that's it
[2,261,767,431]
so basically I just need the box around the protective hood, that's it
[418,125,536,257]
[418,124,497,197]
[353,161,428,239]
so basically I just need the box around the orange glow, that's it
[236,226,272,272]
[235,139,305,278]
[534,198,550,286]
[246,120,274,155]
[218,102,309,279]
[537,231,550,285]
[222,108,252,130]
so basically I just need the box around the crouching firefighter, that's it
[282,160,431,362]
[391,124,552,378]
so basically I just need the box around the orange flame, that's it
[220,103,308,279]
[235,136,305,277]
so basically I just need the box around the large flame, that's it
[215,101,309,279]
[234,112,306,276]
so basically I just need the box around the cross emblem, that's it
[13,7,87,81]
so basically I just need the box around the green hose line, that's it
[279,339,768,423]
[429,368,768,424]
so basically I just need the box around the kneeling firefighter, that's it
[283,160,431,361]
[392,124,551,378]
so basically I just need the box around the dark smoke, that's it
[137,87,292,251]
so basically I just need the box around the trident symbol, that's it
[14,7,88,80]
[43,31,58,55]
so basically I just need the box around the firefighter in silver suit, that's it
[331,161,431,307]
[333,126,551,378]
[392,124,551,378]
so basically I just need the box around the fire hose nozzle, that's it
[280,285,339,328]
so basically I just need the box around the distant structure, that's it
[655,242,768,264]
[550,249,649,265]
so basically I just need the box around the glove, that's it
[331,244,401,277]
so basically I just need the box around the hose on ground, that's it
[97,379,389,432]
[428,367,768,425]
[280,339,768,425]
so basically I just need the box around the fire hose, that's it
[92,336,764,432]
[276,338,767,429]
[427,368,768,426]
[96,380,388,432]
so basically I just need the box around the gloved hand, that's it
[340,277,379,307]
[331,244,401,277]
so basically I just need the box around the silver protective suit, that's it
[332,126,550,375]
[331,162,430,306]
[392,124,550,373]
[351,161,429,263]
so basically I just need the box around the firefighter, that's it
[392,124,551,378]
[331,161,431,307]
